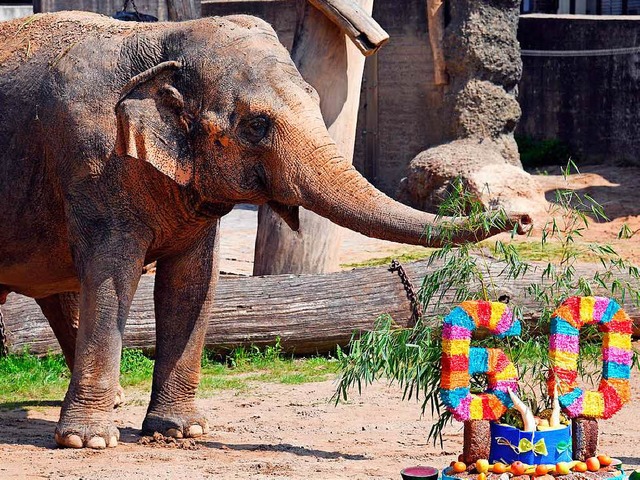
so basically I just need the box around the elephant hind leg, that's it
[36,293,79,370]
[36,293,125,408]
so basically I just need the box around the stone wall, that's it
[518,14,640,165]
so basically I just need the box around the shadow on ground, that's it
[543,166,640,221]
[203,440,369,460]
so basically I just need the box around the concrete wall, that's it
[518,14,640,165]
[0,5,33,21]
[203,0,444,195]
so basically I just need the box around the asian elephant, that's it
[0,11,530,449]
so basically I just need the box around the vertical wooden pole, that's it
[427,0,448,85]
[166,0,200,20]
[363,52,379,184]
[253,0,374,276]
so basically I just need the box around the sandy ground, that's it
[2,165,640,478]
[1,368,639,480]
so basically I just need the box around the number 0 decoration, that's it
[547,296,633,419]
[440,297,633,422]
[440,301,521,421]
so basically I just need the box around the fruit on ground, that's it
[628,469,640,480]
[478,473,487,480]
[556,462,571,475]
[511,461,527,476]
[492,463,508,474]
[597,455,612,467]
[573,462,588,473]
[535,465,550,476]
[586,457,601,472]
[476,459,490,474]
[453,462,467,473]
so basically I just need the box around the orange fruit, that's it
[573,462,588,473]
[492,463,508,474]
[511,461,527,476]
[556,462,571,475]
[598,455,613,467]
[586,457,601,472]
[453,462,468,474]
[478,473,487,480]
[535,465,549,476]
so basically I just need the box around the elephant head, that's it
[115,15,530,246]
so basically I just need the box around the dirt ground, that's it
[2,165,640,479]
[1,369,639,480]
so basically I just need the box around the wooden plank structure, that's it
[3,259,640,356]
[252,0,389,276]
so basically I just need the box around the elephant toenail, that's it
[187,425,203,437]
[86,437,107,449]
[166,428,183,438]
[108,436,118,448]
[56,433,83,449]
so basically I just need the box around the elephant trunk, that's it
[284,128,525,247]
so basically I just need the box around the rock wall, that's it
[398,0,526,212]
[518,14,640,166]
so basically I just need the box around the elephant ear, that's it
[115,61,193,186]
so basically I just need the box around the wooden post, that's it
[253,0,381,275]
[166,0,200,21]
[427,0,448,85]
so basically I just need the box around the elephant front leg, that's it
[142,222,220,438]
[55,241,146,449]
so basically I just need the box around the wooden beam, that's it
[427,0,448,85]
[166,0,200,20]
[307,0,389,56]
[3,259,640,356]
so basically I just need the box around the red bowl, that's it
[401,465,439,480]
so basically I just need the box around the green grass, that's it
[340,248,435,269]
[0,343,339,407]
[338,240,598,270]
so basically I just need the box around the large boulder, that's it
[398,139,546,215]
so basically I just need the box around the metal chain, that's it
[389,259,423,326]
[0,306,8,357]
[121,0,141,18]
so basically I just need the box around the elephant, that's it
[0,11,530,449]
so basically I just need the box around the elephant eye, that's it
[242,116,270,144]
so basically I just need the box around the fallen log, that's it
[2,259,640,356]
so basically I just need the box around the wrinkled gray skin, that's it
[0,12,529,449]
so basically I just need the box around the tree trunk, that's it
[3,259,640,356]
[252,0,374,276]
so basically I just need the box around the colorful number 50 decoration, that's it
[440,297,633,422]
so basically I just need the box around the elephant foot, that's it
[55,414,119,449]
[114,384,125,408]
[142,410,209,439]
